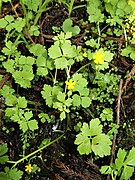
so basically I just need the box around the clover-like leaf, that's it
[29,44,47,57]
[72,94,81,107]
[81,97,91,108]
[54,57,68,69]
[74,119,112,157]
[62,18,80,36]
[48,45,62,59]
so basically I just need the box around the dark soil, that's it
[0,0,135,180]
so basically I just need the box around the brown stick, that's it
[107,79,123,180]
[123,66,135,92]
[0,73,11,89]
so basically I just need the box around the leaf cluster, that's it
[101,147,135,180]
[74,119,112,157]
[0,85,38,133]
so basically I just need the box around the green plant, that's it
[0,167,23,180]
[59,0,86,16]
[100,108,113,122]
[74,119,112,157]
[100,147,135,180]
[0,85,38,133]
[0,0,135,179]
[20,0,53,26]
[0,143,9,164]
[0,143,23,180]
[62,18,80,36]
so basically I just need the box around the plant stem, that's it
[123,27,127,47]
[66,66,71,79]
[27,108,43,113]
[34,0,52,25]
[97,22,101,44]
[73,5,86,11]
[8,134,64,168]
[39,155,49,170]
[0,0,2,14]
[74,62,91,74]
[10,1,18,18]
[54,68,57,85]
[67,113,71,128]
[20,0,29,27]
[27,100,41,106]
[69,0,75,16]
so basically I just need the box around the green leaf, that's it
[130,51,135,61]
[38,113,52,123]
[3,167,23,180]
[75,133,91,155]
[17,97,27,108]
[104,51,114,62]
[29,25,40,36]
[28,120,38,131]
[72,94,81,107]
[5,107,16,117]
[57,92,66,102]
[9,169,23,180]
[37,67,48,76]
[115,148,127,171]
[29,44,47,57]
[92,134,112,157]
[0,172,8,180]
[121,165,134,180]
[81,122,91,136]
[0,18,8,28]
[19,121,28,133]
[5,94,17,106]
[124,147,135,166]
[61,42,76,58]
[24,111,33,121]
[53,102,63,111]
[65,32,72,39]
[85,39,100,48]
[0,155,9,164]
[81,97,91,108]
[62,18,80,36]
[13,17,25,32]
[13,71,34,88]
[36,56,46,66]
[0,144,9,164]
[2,41,17,56]
[41,84,53,107]
[48,45,62,59]
[5,15,14,23]
[100,165,112,175]
[74,119,112,156]
[11,114,20,122]
[60,111,66,120]
[89,118,102,136]
[26,56,35,65]
[54,57,68,70]
[121,46,133,57]
[64,98,72,107]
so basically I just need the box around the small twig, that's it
[123,66,135,92]
[107,79,123,180]
[24,27,35,44]
[116,79,123,125]
[0,73,11,89]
